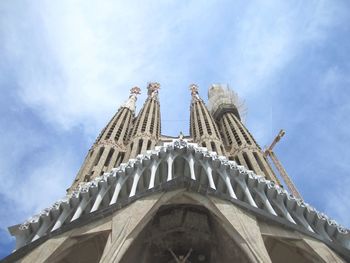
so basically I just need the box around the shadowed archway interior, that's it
[120,204,251,263]
[46,231,110,263]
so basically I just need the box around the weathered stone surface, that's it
[304,237,345,263]
[10,140,349,258]
[20,233,70,263]
[209,197,272,263]
[100,191,184,262]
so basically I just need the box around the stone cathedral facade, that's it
[4,83,350,262]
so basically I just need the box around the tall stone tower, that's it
[207,84,280,183]
[124,82,161,161]
[69,87,141,191]
[190,84,225,156]
[4,83,350,262]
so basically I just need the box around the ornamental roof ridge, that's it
[9,139,350,256]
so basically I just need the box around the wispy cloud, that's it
[222,1,345,95]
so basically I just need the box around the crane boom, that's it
[265,129,285,154]
[265,130,302,199]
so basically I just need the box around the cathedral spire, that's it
[122,86,141,112]
[147,82,160,98]
[68,86,140,192]
[208,84,280,183]
[189,84,225,156]
[190,83,200,100]
[125,82,161,160]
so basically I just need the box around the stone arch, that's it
[46,231,110,263]
[194,161,208,187]
[155,159,168,184]
[120,204,252,263]
[228,176,244,200]
[213,169,228,194]
[172,156,191,178]
[263,236,325,263]
[138,167,151,192]
[119,174,132,200]
[216,171,233,196]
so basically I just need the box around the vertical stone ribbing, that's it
[208,84,280,183]
[69,87,141,192]
[125,82,161,160]
[220,112,279,183]
[189,84,225,156]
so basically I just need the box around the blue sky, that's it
[1,0,350,258]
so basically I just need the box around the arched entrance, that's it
[120,204,251,262]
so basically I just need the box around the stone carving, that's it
[121,86,141,112]
[174,139,188,149]
[147,82,160,96]
[189,84,199,96]
[11,139,350,254]
[96,139,126,151]
[130,86,141,95]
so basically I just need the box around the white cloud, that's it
[3,1,185,134]
[0,0,205,237]
[317,67,350,226]
[223,1,343,97]
[0,126,77,227]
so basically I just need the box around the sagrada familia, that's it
[3,83,350,262]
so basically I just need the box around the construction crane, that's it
[264,130,303,199]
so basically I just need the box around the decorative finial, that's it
[179,131,184,140]
[123,86,140,111]
[130,86,141,95]
[147,82,160,96]
[189,84,199,96]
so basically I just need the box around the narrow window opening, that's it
[221,118,228,145]
[114,111,129,141]
[84,173,91,182]
[129,142,134,153]
[133,106,146,136]
[156,102,161,136]
[141,101,152,132]
[253,152,268,176]
[191,111,197,138]
[212,119,221,138]
[114,152,125,167]
[228,115,242,146]
[150,102,156,134]
[137,139,143,155]
[123,115,131,143]
[93,147,105,166]
[195,105,203,136]
[211,141,216,152]
[104,148,115,167]
[232,115,251,145]
[199,103,212,135]
[106,111,122,140]
[234,156,241,165]
[243,152,255,172]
